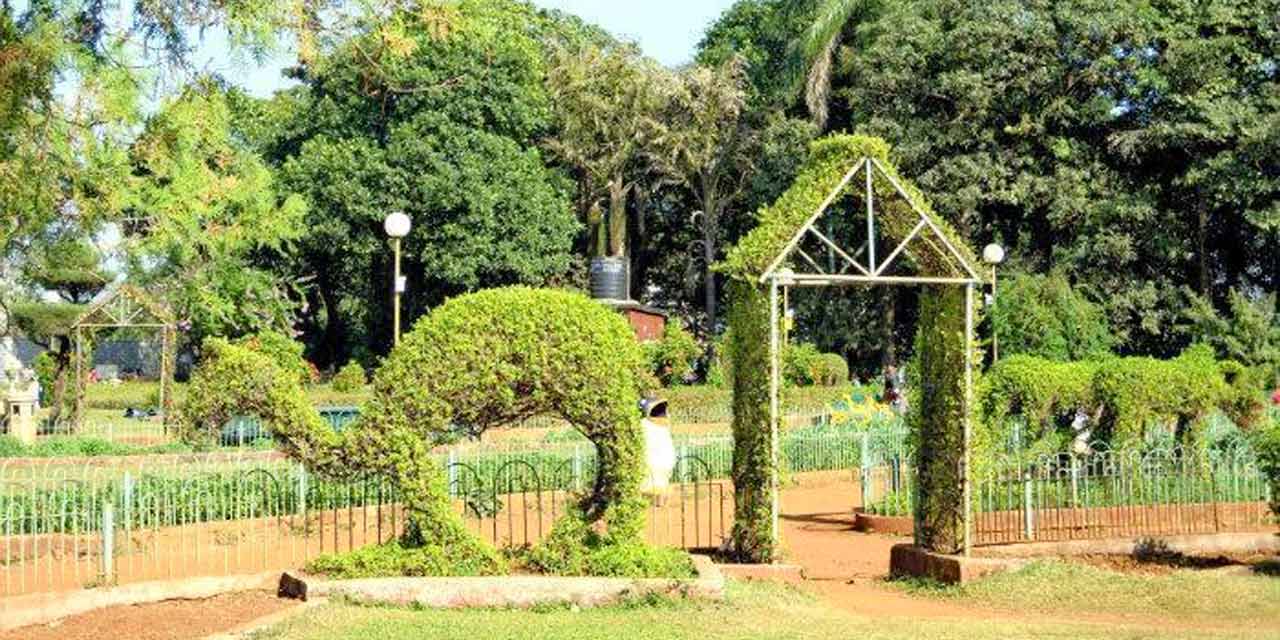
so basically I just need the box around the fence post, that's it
[1022,471,1035,540]
[447,449,457,497]
[860,431,871,510]
[297,467,307,519]
[122,472,133,540]
[1070,459,1079,509]
[573,445,582,491]
[101,499,115,582]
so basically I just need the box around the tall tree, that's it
[124,82,306,346]
[247,0,585,365]
[545,42,666,259]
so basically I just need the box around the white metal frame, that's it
[758,157,982,556]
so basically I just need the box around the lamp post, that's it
[384,211,412,348]
[982,243,1006,362]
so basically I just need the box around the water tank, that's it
[589,256,630,300]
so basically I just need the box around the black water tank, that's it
[590,256,630,300]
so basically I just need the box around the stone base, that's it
[889,544,1025,584]
[281,555,724,608]
[852,510,914,536]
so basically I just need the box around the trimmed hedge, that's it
[330,361,367,394]
[980,345,1267,456]
[644,320,700,386]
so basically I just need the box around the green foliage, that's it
[248,0,585,367]
[909,286,969,554]
[0,435,197,458]
[308,541,507,580]
[783,343,848,386]
[1253,410,1280,517]
[178,338,338,466]
[331,361,367,394]
[1183,289,1280,389]
[127,83,305,344]
[362,287,648,541]
[725,280,774,562]
[32,352,56,397]
[721,134,980,282]
[981,347,1268,455]
[645,321,701,386]
[545,42,667,257]
[522,512,695,578]
[234,331,314,386]
[991,273,1114,361]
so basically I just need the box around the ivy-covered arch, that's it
[181,287,649,573]
[722,134,984,561]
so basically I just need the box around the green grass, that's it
[896,560,1280,626]
[250,579,1277,640]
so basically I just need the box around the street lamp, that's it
[384,211,412,348]
[982,243,1006,361]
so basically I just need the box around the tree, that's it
[545,43,666,258]
[793,0,883,128]
[651,57,751,333]
[243,1,584,367]
[1183,289,1280,388]
[124,82,306,346]
[990,273,1114,362]
[11,237,111,423]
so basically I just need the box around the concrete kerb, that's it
[973,531,1280,559]
[0,571,280,632]
[279,555,725,609]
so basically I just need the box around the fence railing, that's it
[859,445,1276,544]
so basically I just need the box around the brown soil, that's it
[0,590,295,640]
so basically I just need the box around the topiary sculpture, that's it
[180,287,651,575]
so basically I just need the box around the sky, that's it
[191,0,739,98]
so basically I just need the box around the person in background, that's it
[1271,386,1280,406]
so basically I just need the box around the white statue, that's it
[640,399,677,496]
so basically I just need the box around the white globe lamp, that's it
[384,211,412,239]
[982,243,1005,265]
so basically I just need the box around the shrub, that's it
[233,331,314,386]
[32,352,56,400]
[331,361,367,394]
[308,541,506,579]
[522,512,695,578]
[981,345,1267,455]
[811,353,849,386]
[644,320,701,386]
[361,287,650,553]
[990,273,1114,361]
[784,343,821,385]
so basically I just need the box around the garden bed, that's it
[278,554,724,609]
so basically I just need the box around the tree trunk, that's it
[1198,208,1210,296]
[318,278,346,369]
[703,209,719,336]
[608,179,627,258]
[882,289,897,369]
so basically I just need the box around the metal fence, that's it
[860,445,1276,545]
[0,448,745,599]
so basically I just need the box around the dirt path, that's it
[776,476,1280,634]
[0,591,297,640]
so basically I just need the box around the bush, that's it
[644,321,700,386]
[32,352,56,400]
[981,345,1267,455]
[990,273,1114,361]
[308,540,507,579]
[522,512,695,578]
[331,361,367,394]
[784,343,821,385]
[233,331,315,386]
[811,353,848,386]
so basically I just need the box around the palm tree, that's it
[794,0,882,129]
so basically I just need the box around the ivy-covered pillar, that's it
[911,285,971,554]
[726,279,776,562]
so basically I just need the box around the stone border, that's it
[974,531,1280,559]
[0,572,279,632]
[279,555,724,609]
[890,544,1027,584]
[852,510,913,536]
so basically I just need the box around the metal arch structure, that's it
[757,156,983,556]
[70,282,178,430]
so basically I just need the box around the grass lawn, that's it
[896,560,1280,627]
[250,568,1280,640]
